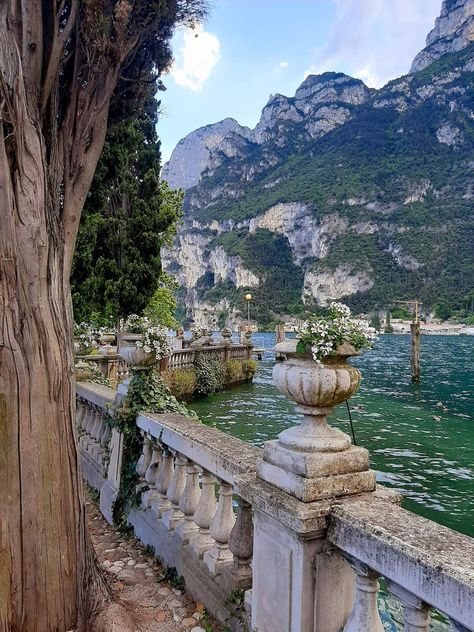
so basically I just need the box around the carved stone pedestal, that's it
[257,341,375,502]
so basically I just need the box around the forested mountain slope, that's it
[164,0,474,327]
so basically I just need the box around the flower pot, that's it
[120,333,157,368]
[99,333,117,356]
[272,340,361,452]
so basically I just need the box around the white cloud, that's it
[171,25,220,91]
[274,60,289,73]
[306,0,441,88]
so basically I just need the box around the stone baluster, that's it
[343,558,384,632]
[162,453,187,530]
[176,461,201,543]
[386,581,430,632]
[204,480,235,574]
[90,407,104,441]
[81,403,94,435]
[88,408,105,458]
[78,399,89,432]
[79,404,95,448]
[142,448,161,508]
[75,398,85,430]
[99,419,112,448]
[151,447,174,518]
[228,497,253,588]
[189,470,217,558]
[136,435,152,478]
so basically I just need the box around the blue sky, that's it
[158,0,442,163]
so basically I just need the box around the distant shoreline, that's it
[386,321,474,336]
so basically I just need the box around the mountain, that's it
[411,0,474,71]
[161,118,252,190]
[163,0,474,328]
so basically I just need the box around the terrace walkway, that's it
[86,489,214,632]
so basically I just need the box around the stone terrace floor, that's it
[86,489,218,632]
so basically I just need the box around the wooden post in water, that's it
[275,324,285,344]
[395,299,422,383]
[410,321,421,382]
[275,324,286,361]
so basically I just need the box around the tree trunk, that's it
[0,91,107,631]
[0,1,205,628]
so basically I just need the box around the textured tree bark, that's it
[0,5,116,631]
[0,68,108,632]
[0,1,206,627]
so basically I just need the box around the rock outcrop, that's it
[161,118,252,190]
[411,0,474,72]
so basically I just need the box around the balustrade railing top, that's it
[136,411,262,485]
[328,495,474,630]
[76,381,115,410]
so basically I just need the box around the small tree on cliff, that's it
[0,2,206,630]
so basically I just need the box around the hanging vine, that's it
[109,368,197,531]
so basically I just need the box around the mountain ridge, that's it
[163,0,474,327]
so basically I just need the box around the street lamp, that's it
[245,293,252,325]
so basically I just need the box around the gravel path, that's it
[86,491,215,632]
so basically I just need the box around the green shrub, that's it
[225,360,244,383]
[242,359,258,380]
[162,368,196,400]
[194,356,226,396]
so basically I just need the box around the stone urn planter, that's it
[272,340,361,452]
[120,333,157,368]
[99,333,117,356]
[258,339,375,502]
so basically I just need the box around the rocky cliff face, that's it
[161,118,252,190]
[411,0,474,71]
[162,74,369,192]
[164,1,474,326]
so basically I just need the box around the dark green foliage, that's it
[158,567,186,591]
[369,313,381,331]
[71,115,183,322]
[435,303,453,321]
[194,356,227,396]
[384,312,394,333]
[390,306,413,320]
[70,30,190,323]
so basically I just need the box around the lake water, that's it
[189,334,473,630]
[190,333,474,536]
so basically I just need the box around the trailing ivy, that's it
[109,368,197,531]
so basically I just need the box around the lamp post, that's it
[245,293,252,326]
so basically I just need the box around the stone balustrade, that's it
[77,336,252,384]
[76,382,115,490]
[328,495,474,632]
[76,368,474,632]
[167,348,195,369]
[124,409,261,623]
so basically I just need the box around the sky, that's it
[158,0,442,163]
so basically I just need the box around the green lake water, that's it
[190,334,473,536]
[189,334,473,629]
